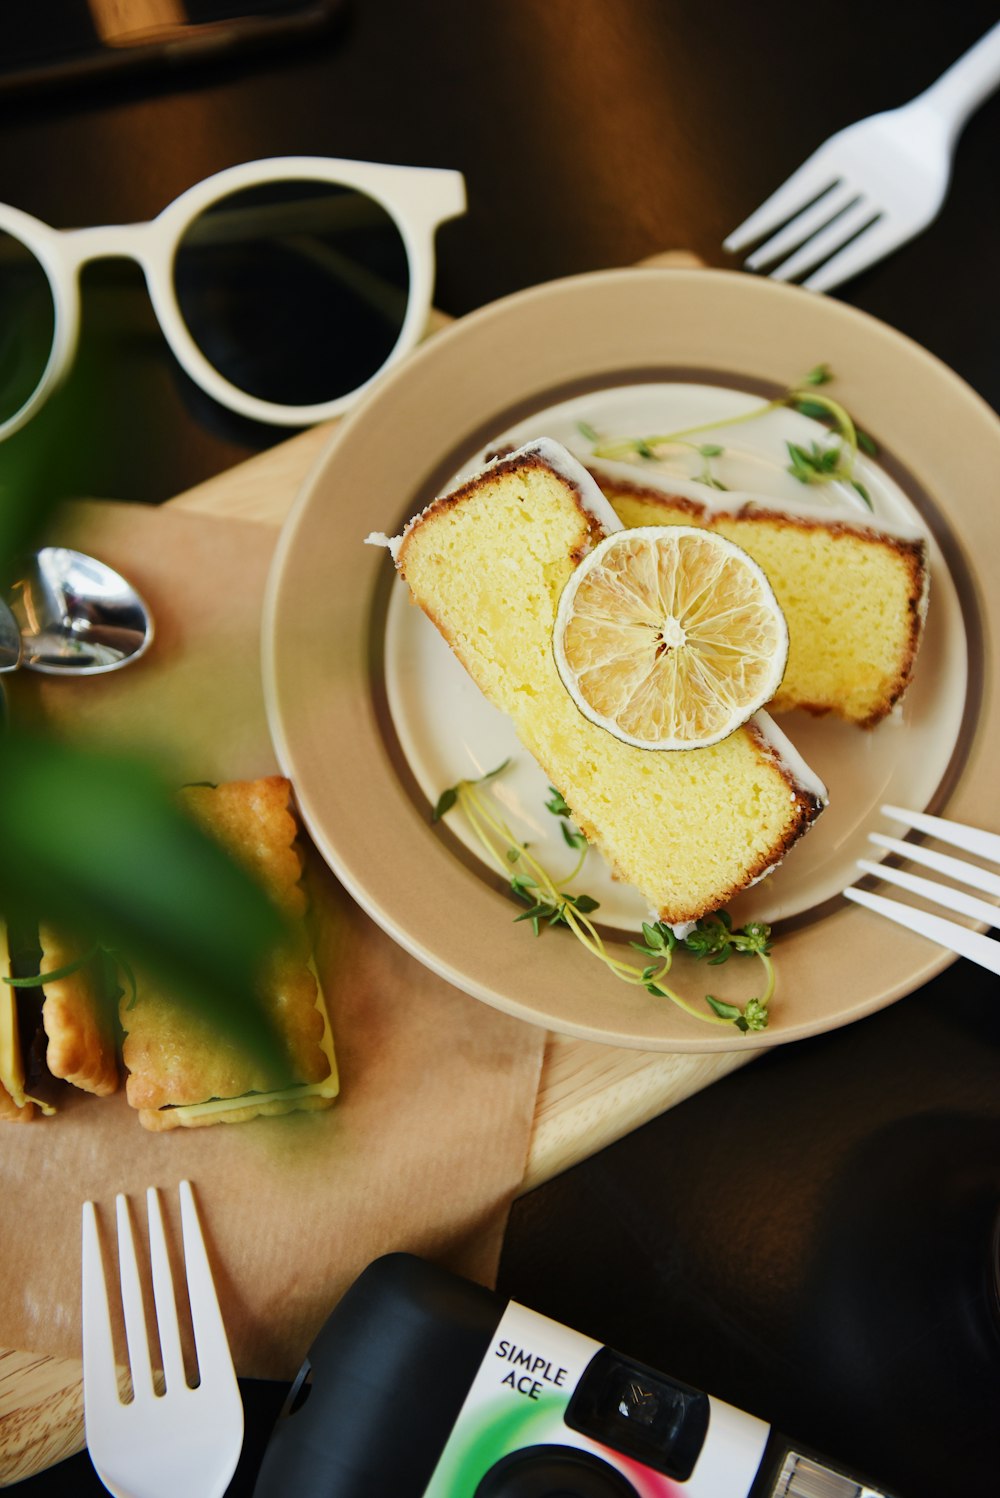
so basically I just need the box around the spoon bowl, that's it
[9,548,153,675]
[0,598,22,673]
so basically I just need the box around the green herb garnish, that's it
[1,944,102,987]
[433,764,773,1033]
[544,785,573,817]
[785,439,873,510]
[433,758,509,822]
[3,940,135,1010]
[583,364,874,510]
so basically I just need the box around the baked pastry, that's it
[39,924,119,1096]
[120,776,338,1130]
[1,921,38,1122]
[375,439,827,926]
[590,460,929,727]
[0,922,117,1122]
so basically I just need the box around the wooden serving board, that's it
[0,255,755,1483]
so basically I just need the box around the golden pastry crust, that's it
[123,950,328,1111]
[179,777,307,919]
[38,926,119,1097]
[121,777,333,1124]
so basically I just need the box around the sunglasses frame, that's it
[0,155,466,438]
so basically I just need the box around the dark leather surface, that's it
[499,962,1000,1498]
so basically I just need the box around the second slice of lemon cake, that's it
[375,439,827,926]
[589,460,929,728]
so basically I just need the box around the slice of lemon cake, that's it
[588,460,929,728]
[374,439,827,927]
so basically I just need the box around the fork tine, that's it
[743,182,857,270]
[766,198,880,283]
[723,152,839,253]
[83,1187,244,1498]
[881,804,1000,863]
[800,216,907,292]
[116,1193,155,1402]
[81,1202,119,1412]
[146,1187,188,1394]
[869,832,1000,898]
[844,888,1000,976]
[178,1181,237,1388]
[857,858,1000,928]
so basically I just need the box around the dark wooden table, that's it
[3,4,999,1495]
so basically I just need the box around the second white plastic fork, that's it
[724,22,1000,292]
[845,804,1000,977]
[82,1181,244,1498]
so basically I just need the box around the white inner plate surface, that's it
[384,381,967,933]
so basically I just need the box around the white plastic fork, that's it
[724,22,1000,292]
[82,1182,244,1498]
[844,804,1000,976]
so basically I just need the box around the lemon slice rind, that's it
[553,525,789,751]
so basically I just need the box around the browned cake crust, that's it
[398,446,607,577]
[389,440,827,925]
[397,448,608,719]
[557,714,826,915]
[594,471,928,728]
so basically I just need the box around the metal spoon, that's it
[0,598,21,672]
[4,547,153,675]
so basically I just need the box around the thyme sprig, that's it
[433,764,773,1033]
[2,941,137,1009]
[582,364,875,510]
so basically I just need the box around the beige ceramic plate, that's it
[263,267,999,1051]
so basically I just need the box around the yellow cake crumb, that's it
[598,470,928,727]
[392,441,827,925]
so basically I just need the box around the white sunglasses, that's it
[0,155,466,439]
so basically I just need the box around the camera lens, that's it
[473,1444,640,1498]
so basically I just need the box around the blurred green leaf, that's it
[0,730,295,1079]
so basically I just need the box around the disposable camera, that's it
[253,1254,897,1498]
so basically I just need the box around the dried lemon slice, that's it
[553,525,788,750]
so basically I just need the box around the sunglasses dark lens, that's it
[173,180,411,409]
[0,231,55,427]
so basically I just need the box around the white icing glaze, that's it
[751,709,829,807]
[517,437,624,533]
[373,438,828,920]
[377,437,625,565]
[364,530,402,559]
[587,456,932,716]
[585,457,927,542]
